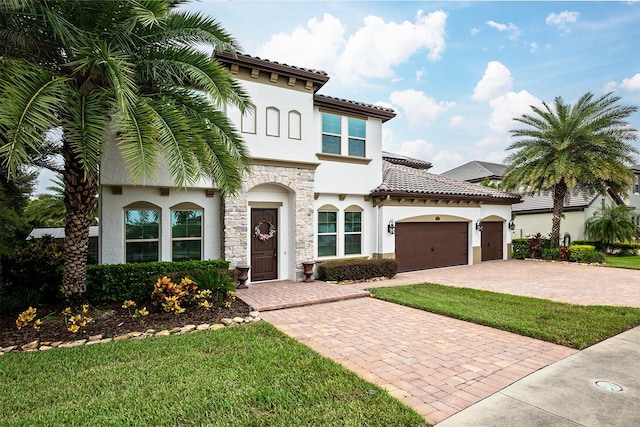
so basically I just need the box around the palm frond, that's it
[0,59,69,177]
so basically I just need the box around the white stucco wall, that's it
[225,79,317,164]
[99,186,221,264]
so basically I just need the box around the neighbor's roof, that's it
[382,151,432,170]
[513,190,622,214]
[370,161,521,204]
[28,226,99,240]
[442,161,506,183]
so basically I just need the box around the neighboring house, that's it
[442,160,506,186]
[98,53,521,282]
[28,226,99,261]
[628,164,640,228]
[444,160,628,243]
[512,191,624,243]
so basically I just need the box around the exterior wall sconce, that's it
[475,220,483,232]
[508,220,516,231]
[387,219,396,235]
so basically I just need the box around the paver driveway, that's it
[241,260,638,424]
[352,259,640,307]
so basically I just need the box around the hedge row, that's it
[86,259,230,303]
[316,258,397,282]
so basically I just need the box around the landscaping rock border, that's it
[0,311,261,354]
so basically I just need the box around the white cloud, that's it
[415,68,425,82]
[335,10,447,81]
[389,89,455,128]
[488,90,542,134]
[546,11,580,34]
[257,13,345,72]
[530,42,538,53]
[620,73,640,91]
[486,20,521,41]
[449,115,465,127]
[470,27,481,36]
[395,139,463,172]
[604,81,619,93]
[258,10,448,83]
[472,61,513,101]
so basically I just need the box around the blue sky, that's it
[31,1,640,192]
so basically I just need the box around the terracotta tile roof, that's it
[442,160,506,183]
[314,94,396,122]
[215,51,330,89]
[371,161,521,203]
[382,151,432,170]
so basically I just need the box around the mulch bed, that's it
[0,299,251,349]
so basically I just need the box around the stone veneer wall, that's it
[223,164,316,281]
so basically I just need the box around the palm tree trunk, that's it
[550,180,567,248]
[62,140,97,303]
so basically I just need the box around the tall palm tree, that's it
[0,0,251,302]
[502,92,638,248]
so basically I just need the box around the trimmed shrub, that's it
[86,259,230,303]
[572,240,603,251]
[2,235,63,305]
[541,248,560,260]
[569,245,605,264]
[316,259,397,282]
[512,239,529,259]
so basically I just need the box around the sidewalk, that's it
[437,325,640,426]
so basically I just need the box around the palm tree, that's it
[502,92,638,248]
[0,0,251,302]
[586,205,637,246]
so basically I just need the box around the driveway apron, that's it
[259,297,576,424]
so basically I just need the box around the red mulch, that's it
[0,298,250,349]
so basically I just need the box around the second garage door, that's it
[481,221,503,261]
[395,222,468,272]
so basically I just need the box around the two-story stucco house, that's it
[98,52,521,283]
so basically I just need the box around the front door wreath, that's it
[254,221,276,241]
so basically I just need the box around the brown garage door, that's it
[395,222,468,272]
[481,222,503,261]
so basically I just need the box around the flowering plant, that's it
[254,221,276,241]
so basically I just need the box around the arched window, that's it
[318,205,338,257]
[124,202,160,263]
[171,203,203,261]
[288,110,301,140]
[344,205,363,255]
[266,106,280,137]
[241,104,256,134]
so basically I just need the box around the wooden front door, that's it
[250,208,278,281]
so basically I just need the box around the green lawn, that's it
[371,283,640,349]
[603,255,640,270]
[0,322,425,427]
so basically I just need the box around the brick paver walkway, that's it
[260,298,576,424]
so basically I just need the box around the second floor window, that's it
[322,113,341,154]
[348,118,366,157]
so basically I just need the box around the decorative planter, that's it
[236,264,251,289]
[302,261,315,282]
